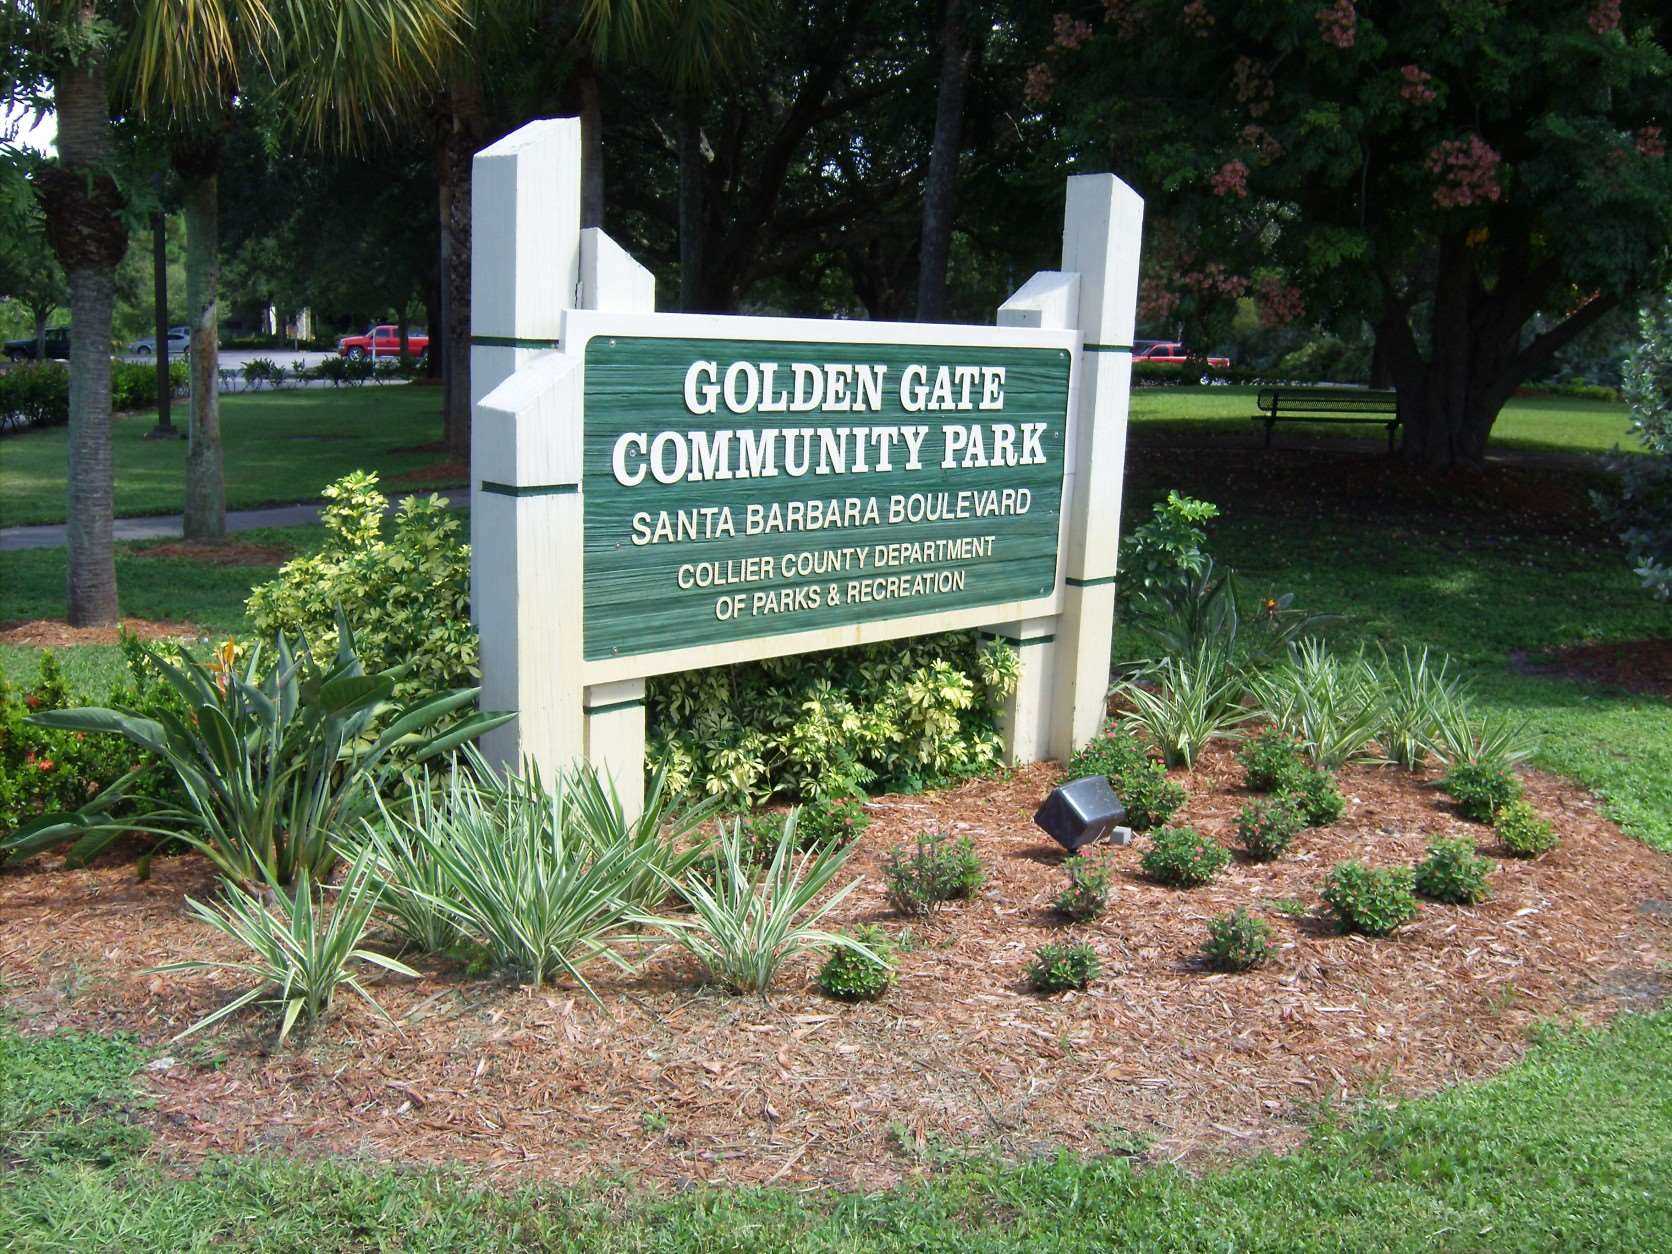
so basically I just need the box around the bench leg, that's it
[1264,419,1274,450]
[1386,422,1397,455]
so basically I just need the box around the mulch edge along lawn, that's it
[2,1011,1668,1249]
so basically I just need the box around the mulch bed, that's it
[1,751,1667,1190]
[389,460,469,487]
[131,540,292,566]
[0,617,199,648]
[1516,638,1672,701]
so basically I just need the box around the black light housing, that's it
[1033,776,1130,853]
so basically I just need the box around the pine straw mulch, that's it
[1,750,1668,1191]
[0,617,199,648]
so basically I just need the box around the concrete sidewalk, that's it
[1,501,330,551]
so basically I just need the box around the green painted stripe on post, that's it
[1083,343,1133,353]
[980,631,1056,647]
[471,335,563,349]
[585,697,646,717]
[479,480,579,497]
[1065,574,1118,588]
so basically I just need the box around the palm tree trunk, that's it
[40,9,125,627]
[677,106,705,312]
[916,0,970,322]
[578,57,605,230]
[182,173,225,538]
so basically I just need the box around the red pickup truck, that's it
[1133,340,1231,368]
[337,325,430,360]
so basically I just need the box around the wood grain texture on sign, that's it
[582,335,1070,661]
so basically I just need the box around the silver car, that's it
[128,326,191,355]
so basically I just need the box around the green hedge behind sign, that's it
[582,335,1070,661]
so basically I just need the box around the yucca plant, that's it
[391,760,710,992]
[1426,692,1535,770]
[6,612,511,886]
[643,810,874,995]
[1375,646,1465,770]
[1116,641,1251,768]
[154,844,418,1046]
[1251,640,1386,770]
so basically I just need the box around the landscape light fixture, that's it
[1032,776,1132,853]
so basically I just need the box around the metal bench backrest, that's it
[1257,387,1398,415]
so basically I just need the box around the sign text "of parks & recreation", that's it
[582,335,1072,660]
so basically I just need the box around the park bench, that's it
[1253,386,1400,452]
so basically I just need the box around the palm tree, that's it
[123,1,468,539]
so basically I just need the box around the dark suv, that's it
[4,327,71,361]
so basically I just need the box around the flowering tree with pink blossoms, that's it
[1036,0,1671,467]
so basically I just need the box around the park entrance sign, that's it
[471,119,1142,816]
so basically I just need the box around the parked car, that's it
[4,326,71,361]
[128,326,192,356]
[1133,340,1231,369]
[337,324,429,360]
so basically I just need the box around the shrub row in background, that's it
[0,360,190,433]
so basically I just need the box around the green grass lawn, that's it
[1130,387,1642,457]
[2,1011,1667,1250]
[0,385,455,527]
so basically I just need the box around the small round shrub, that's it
[1414,836,1493,904]
[1321,862,1418,936]
[817,924,897,1002]
[1026,941,1101,993]
[1442,762,1522,823]
[1139,826,1230,887]
[1120,761,1187,831]
[1494,799,1559,858]
[884,832,985,916]
[1235,796,1302,861]
[1280,767,1345,827]
[1202,909,1274,971]
[1238,729,1305,792]
[796,794,870,848]
[1066,728,1152,781]
[1054,856,1112,922]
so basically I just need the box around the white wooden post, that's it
[992,174,1142,765]
[577,226,655,816]
[470,119,584,774]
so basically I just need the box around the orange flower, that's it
[37,758,54,771]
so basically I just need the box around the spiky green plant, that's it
[154,845,418,1046]
[1117,641,1251,768]
[1375,646,1465,770]
[393,760,711,991]
[1250,640,1385,770]
[1427,693,1535,770]
[643,810,873,995]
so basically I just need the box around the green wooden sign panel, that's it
[582,334,1070,661]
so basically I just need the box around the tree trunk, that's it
[578,58,605,230]
[32,308,47,360]
[915,0,970,322]
[424,278,442,380]
[150,206,176,437]
[439,80,482,462]
[181,173,225,538]
[678,106,706,312]
[37,10,125,627]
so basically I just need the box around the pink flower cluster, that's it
[1315,0,1357,50]
[1233,56,1273,119]
[1399,65,1436,106]
[1254,275,1305,329]
[1182,0,1215,33]
[1051,12,1094,51]
[1637,126,1665,159]
[1210,159,1249,198]
[1241,124,1284,161]
[1137,278,1182,324]
[1102,1,1141,41]
[1426,135,1503,208]
[1588,1,1621,36]
[1179,262,1248,300]
[1024,61,1055,105]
